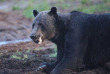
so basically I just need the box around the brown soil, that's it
[0,11,32,41]
[0,41,110,74]
[0,40,56,74]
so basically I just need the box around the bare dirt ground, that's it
[0,11,32,41]
[0,41,55,74]
[0,41,110,74]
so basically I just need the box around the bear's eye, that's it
[39,23,45,30]
[32,23,35,29]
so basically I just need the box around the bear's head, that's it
[30,7,58,44]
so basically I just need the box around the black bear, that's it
[30,7,110,74]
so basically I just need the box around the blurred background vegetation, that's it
[10,0,110,18]
[1,0,110,18]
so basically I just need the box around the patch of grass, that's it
[10,51,29,60]
[49,53,57,58]
[23,0,50,18]
[10,49,38,61]
[12,6,20,11]
[81,0,90,4]
[10,54,28,60]
[0,0,5,2]
[33,47,44,51]
[49,46,57,58]
[77,3,110,13]
[55,0,72,10]
[56,3,70,9]
[104,0,110,3]
[11,55,22,60]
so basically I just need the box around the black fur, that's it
[49,7,57,15]
[31,7,110,74]
[33,10,39,17]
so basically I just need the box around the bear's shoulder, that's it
[70,10,82,13]
[70,10,85,15]
[69,11,88,21]
[69,11,87,19]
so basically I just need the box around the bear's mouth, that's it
[34,36,44,44]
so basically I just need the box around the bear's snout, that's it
[30,34,36,39]
[30,34,43,44]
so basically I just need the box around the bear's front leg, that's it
[50,55,84,74]
[36,45,64,74]
[50,26,88,74]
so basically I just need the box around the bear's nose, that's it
[30,35,36,39]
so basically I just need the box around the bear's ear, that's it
[33,10,39,17]
[49,7,57,15]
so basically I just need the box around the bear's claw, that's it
[35,65,47,72]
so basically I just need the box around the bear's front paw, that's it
[36,62,52,73]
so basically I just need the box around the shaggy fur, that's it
[30,7,110,74]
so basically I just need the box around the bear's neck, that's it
[50,13,70,45]
[58,13,70,27]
